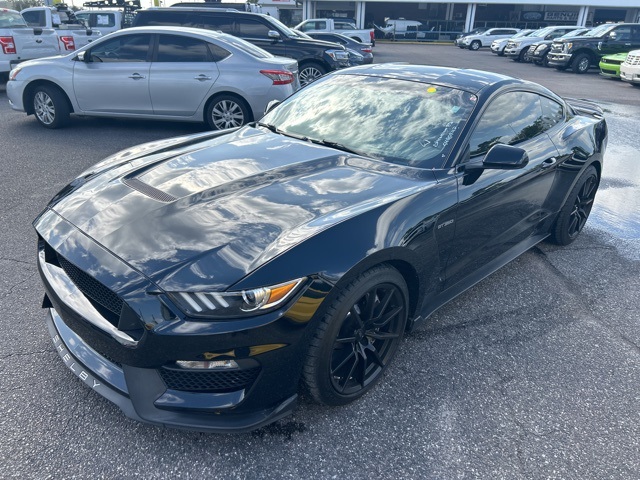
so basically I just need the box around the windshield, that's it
[512,30,533,39]
[0,10,28,28]
[584,24,614,37]
[559,28,587,39]
[261,74,477,167]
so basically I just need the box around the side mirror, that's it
[482,144,529,169]
[264,100,280,115]
[609,31,618,40]
[268,30,281,40]
[76,51,87,62]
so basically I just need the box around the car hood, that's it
[46,127,428,290]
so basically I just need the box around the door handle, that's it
[128,73,146,80]
[541,157,557,169]
[36,39,42,43]
[194,74,212,81]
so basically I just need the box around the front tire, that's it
[299,62,326,87]
[32,85,70,129]
[549,166,599,245]
[205,95,250,130]
[469,40,481,51]
[303,265,409,406]
[572,53,591,74]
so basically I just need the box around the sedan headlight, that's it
[167,278,306,319]
[513,42,521,48]
[536,45,546,53]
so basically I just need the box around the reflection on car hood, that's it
[48,127,428,290]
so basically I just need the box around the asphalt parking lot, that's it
[0,43,638,479]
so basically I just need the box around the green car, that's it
[599,52,629,78]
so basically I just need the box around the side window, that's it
[630,26,640,42]
[135,11,189,27]
[612,26,631,42]
[196,14,233,33]
[540,96,564,131]
[89,34,151,62]
[22,10,46,27]
[157,35,210,62]
[469,91,544,158]
[235,19,271,39]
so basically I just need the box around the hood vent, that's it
[122,177,177,203]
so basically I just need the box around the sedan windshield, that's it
[261,74,477,167]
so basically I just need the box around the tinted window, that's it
[208,43,232,61]
[22,10,46,27]
[611,26,632,41]
[89,34,151,62]
[469,91,545,157]
[540,96,564,130]
[157,35,210,62]
[236,18,271,38]
[194,14,233,33]
[135,10,190,27]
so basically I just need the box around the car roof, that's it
[339,64,521,94]
[138,6,269,18]
[115,25,231,39]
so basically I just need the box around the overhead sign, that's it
[544,11,579,22]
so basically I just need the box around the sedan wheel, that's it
[32,85,70,129]
[206,96,249,130]
[550,166,598,245]
[299,63,326,87]
[469,40,481,51]
[303,265,408,405]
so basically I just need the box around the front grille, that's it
[625,54,640,66]
[601,68,617,75]
[159,366,260,393]
[57,253,123,318]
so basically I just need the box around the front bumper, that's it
[547,52,572,67]
[6,78,26,112]
[620,67,640,84]
[504,47,522,58]
[46,307,297,433]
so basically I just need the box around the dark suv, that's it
[132,8,350,85]
[547,23,640,74]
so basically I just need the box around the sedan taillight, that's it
[59,35,76,51]
[0,36,16,55]
[361,47,372,53]
[260,69,294,85]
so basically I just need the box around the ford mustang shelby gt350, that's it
[34,64,607,432]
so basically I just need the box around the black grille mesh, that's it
[159,367,260,392]
[57,254,123,318]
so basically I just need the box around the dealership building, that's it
[256,0,640,32]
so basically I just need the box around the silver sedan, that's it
[7,26,299,129]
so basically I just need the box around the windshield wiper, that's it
[256,122,309,141]
[309,139,361,155]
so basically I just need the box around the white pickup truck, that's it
[21,5,100,50]
[295,18,375,45]
[1,8,59,80]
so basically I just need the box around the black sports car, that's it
[35,64,607,433]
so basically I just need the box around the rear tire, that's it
[303,265,408,406]
[32,85,70,129]
[299,62,326,87]
[205,95,250,130]
[549,166,599,245]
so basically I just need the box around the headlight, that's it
[326,49,349,61]
[536,45,546,53]
[565,42,572,52]
[513,42,521,48]
[8,67,22,81]
[167,278,306,319]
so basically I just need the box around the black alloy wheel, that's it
[550,166,599,245]
[303,265,408,406]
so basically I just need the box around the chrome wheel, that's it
[208,98,247,130]
[299,64,325,87]
[34,91,55,126]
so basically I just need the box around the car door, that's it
[444,90,560,288]
[73,33,153,114]
[148,34,221,117]
[599,25,635,56]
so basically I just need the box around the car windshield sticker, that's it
[427,87,437,94]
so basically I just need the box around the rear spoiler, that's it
[563,97,604,119]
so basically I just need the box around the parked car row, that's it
[461,21,640,87]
